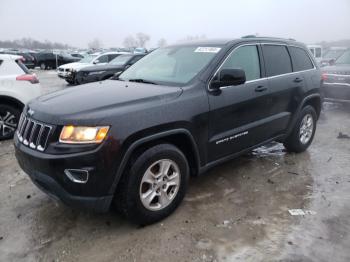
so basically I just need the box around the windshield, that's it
[324,50,345,59]
[109,55,133,65]
[79,55,98,63]
[335,50,350,65]
[119,46,222,85]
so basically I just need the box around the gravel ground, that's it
[0,70,349,262]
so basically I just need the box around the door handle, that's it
[255,85,267,92]
[294,77,303,83]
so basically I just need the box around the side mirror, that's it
[125,64,131,69]
[210,68,246,90]
[93,60,100,64]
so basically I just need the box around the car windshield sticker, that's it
[195,47,221,53]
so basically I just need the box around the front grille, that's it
[16,114,52,152]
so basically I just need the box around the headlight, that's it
[59,126,110,144]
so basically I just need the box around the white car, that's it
[0,54,42,140]
[57,52,129,84]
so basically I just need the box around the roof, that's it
[171,36,304,47]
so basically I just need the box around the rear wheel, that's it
[40,62,46,70]
[114,144,189,225]
[283,105,317,153]
[0,104,21,140]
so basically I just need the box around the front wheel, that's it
[114,144,189,225]
[0,104,21,140]
[284,105,317,153]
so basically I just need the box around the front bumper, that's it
[14,136,116,212]
[57,70,75,81]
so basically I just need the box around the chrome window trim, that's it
[208,42,318,92]
[207,43,261,91]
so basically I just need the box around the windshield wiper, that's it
[128,78,158,85]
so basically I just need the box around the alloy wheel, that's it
[0,111,17,138]
[299,113,314,144]
[139,159,181,211]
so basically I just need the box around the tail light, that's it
[16,74,39,84]
[321,73,328,81]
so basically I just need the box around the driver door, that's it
[207,44,270,162]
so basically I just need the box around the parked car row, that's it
[57,52,146,85]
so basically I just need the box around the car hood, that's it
[27,80,183,125]
[322,64,350,74]
[80,64,124,73]
[58,62,91,70]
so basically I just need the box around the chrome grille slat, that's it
[16,115,52,152]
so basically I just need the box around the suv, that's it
[0,54,41,140]
[57,52,128,84]
[73,54,146,85]
[14,38,322,225]
[36,52,80,70]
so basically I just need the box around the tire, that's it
[65,79,74,85]
[0,104,21,140]
[40,62,46,70]
[283,105,317,153]
[114,143,190,225]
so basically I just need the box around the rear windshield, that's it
[16,60,30,74]
[335,50,350,65]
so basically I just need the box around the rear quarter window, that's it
[16,60,30,74]
[289,47,314,71]
[262,45,292,77]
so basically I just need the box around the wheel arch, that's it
[0,95,25,110]
[285,93,322,138]
[108,129,201,195]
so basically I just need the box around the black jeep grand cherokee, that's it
[15,37,322,225]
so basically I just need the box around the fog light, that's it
[64,169,89,184]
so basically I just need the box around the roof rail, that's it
[241,35,257,38]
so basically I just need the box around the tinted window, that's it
[97,55,108,63]
[129,55,144,65]
[108,54,119,61]
[289,47,314,71]
[221,45,260,81]
[0,60,2,67]
[315,48,322,58]
[262,45,292,77]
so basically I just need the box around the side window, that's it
[108,54,118,61]
[129,56,143,65]
[221,45,261,81]
[262,45,292,77]
[97,55,108,63]
[289,47,314,72]
[315,48,322,58]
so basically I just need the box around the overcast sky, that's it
[0,0,349,48]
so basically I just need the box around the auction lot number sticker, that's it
[195,47,221,53]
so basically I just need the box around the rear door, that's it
[261,44,306,136]
[207,44,270,161]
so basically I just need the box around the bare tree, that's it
[88,38,102,49]
[136,33,151,47]
[123,35,137,48]
[157,38,167,47]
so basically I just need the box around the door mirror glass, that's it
[211,68,246,89]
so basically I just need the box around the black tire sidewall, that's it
[285,105,317,152]
[0,104,21,140]
[125,144,189,225]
